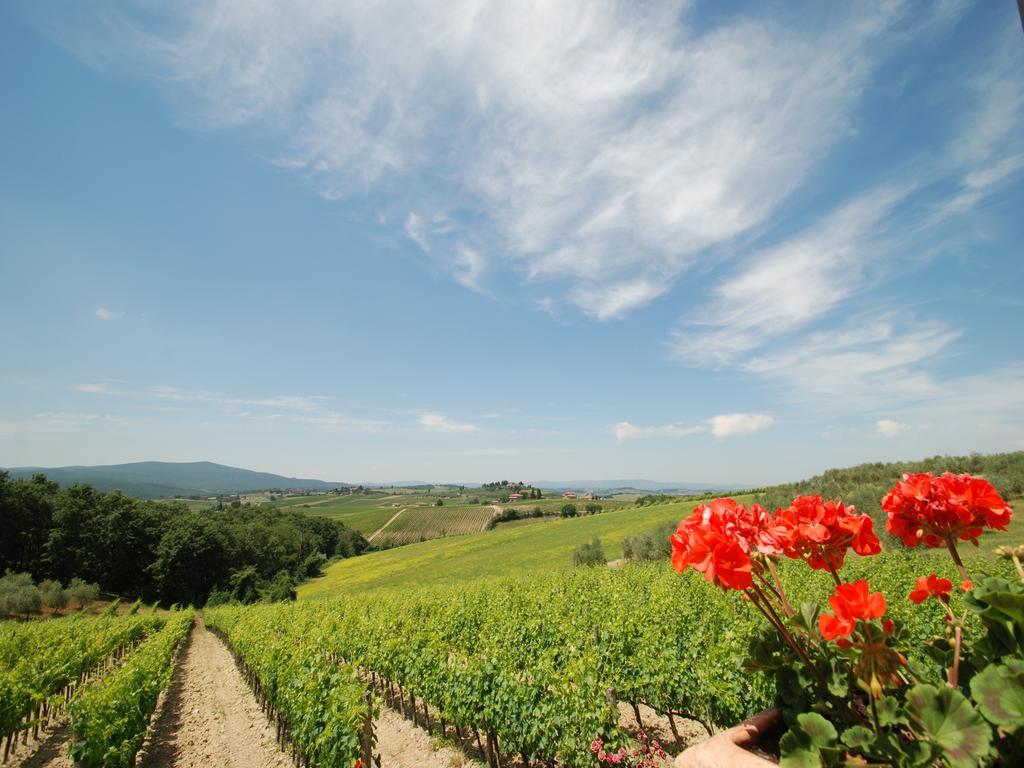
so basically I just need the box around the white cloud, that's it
[709,413,775,438]
[876,419,910,438]
[613,413,773,442]
[417,412,478,433]
[671,183,912,367]
[54,0,931,317]
[95,307,125,320]
[612,421,707,443]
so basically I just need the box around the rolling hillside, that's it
[3,461,347,499]
[299,450,1024,599]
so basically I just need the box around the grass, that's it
[298,493,1024,599]
[298,496,741,598]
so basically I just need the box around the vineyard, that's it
[215,553,999,767]
[372,505,498,546]
[1,608,192,766]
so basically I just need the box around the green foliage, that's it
[0,572,41,618]
[752,451,1024,547]
[621,521,675,562]
[585,503,603,515]
[905,684,992,768]
[573,537,607,567]
[65,577,100,608]
[69,610,193,768]
[38,579,66,611]
[561,503,578,518]
[0,611,164,742]
[204,604,369,766]
[0,471,367,606]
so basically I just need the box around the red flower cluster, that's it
[817,580,887,641]
[776,496,881,572]
[883,472,1012,547]
[670,498,781,590]
[671,496,881,591]
[908,573,953,604]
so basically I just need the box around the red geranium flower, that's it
[670,498,787,591]
[817,580,887,641]
[908,573,953,604]
[882,472,1013,547]
[776,496,881,572]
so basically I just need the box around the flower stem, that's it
[824,558,842,587]
[949,625,963,689]
[747,584,825,686]
[765,558,795,617]
[945,539,971,585]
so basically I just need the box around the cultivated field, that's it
[298,495,749,597]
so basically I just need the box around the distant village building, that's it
[562,491,577,499]
[583,493,596,500]
[508,493,524,501]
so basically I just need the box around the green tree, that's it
[560,503,578,518]
[149,516,231,605]
[572,537,606,567]
[39,578,67,612]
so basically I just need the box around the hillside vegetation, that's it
[2,460,346,499]
[752,451,1024,543]
[0,471,367,606]
[301,451,1024,599]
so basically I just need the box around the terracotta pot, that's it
[674,709,781,768]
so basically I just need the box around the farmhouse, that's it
[562,491,577,499]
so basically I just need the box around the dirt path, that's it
[368,508,406,542]
[374,707,474,768]
[485,505,503,531]
[138,622,289,768]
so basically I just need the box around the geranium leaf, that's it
[970,659,1024,726]
[841,725,874,749]
[875,695,906,727]
[780,713,839,768]
[905,684,992,768]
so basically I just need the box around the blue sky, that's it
[1,1,1022,485]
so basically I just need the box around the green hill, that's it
[3,461,347,499]
[299,451,1024,600]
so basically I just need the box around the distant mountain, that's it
[3,461,347,499]
[530,479,750,493]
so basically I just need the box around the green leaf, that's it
[970,659,1024,726]
[905,684,992,768]
[841,725,874,750]
[875,695,907,727]
[780,712,839,768]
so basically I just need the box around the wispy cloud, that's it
[670,184,913,366]
[876,419,911,438]
[417,412,478,433]
[95,307,125,320]
[613,413,773,443]
[48,0,949,319]
[612,422,707,443]
[709,413,775,438]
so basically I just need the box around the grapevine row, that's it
[204,605,373,768]
[0,610,165,759]
[257,555,963,767]
[67,609,193,768]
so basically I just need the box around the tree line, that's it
[0,471,368,607]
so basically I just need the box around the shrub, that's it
[65,577,101,608]
[573,537,606,567]
[39,578,67,611]
[561,504,578,518]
